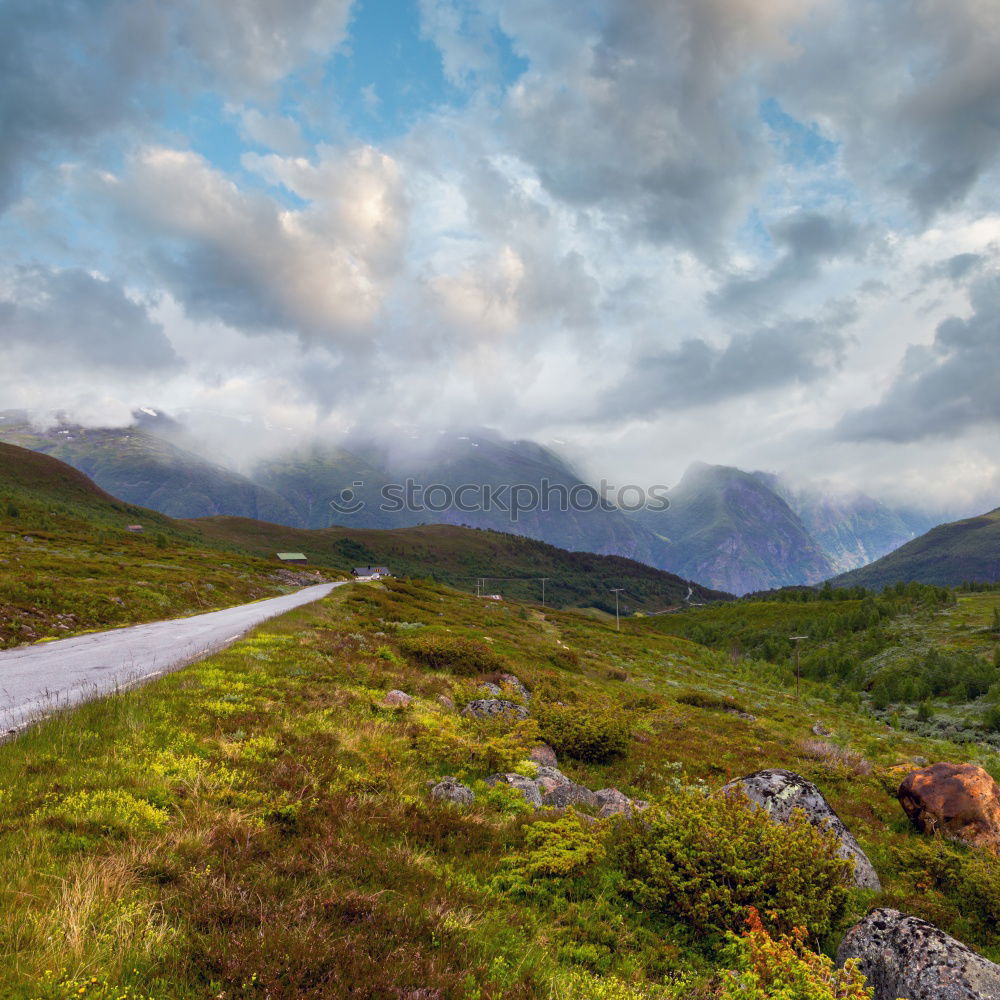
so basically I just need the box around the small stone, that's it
[486,773,542,808]
[461,699,529,721]
[529,743,558,768]
[912,755,929,767]
[430,777,475,806]
[437,695,455,710]
[478,682,503,697]
[384,690,412,708]
[812,722,833,737]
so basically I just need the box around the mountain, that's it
[254,429,670,566]
[831,506,1000,589]
[752,473,933,575]
[634,462,835,594]
[0,414,301,524]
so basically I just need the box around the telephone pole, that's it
[540,577,550,608]
[610,588,624,631]
[790,635,808,700]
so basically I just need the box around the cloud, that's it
[0,0,352,212]
[598,307,853,419]
[492,0,815,256]
[838,272,1000,442]
[771,0,1000,221]
[0,265,180,371]
[103,145,406,345]
[709,211,869,315]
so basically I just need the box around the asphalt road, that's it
[0,581,346,732]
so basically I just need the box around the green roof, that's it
[276,552,308,561]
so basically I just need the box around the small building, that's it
[352,565,390,580]
[276,552,309,564]
[125,525,144,533]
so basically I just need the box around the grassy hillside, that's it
[0,443,333,647]
[3,578,1000,997]
[189,515,730,612]
[833,507,1000,589]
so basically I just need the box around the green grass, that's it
[4,577,1000,997]
[0,443,340,647]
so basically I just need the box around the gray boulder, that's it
[462,699,529,721]
[720,768,881,891]
[812,722,833,737]
[837,908,1000,1000]
[486,773,542,808]
[430,777,474,806]
[542,781,598,810]
[384,690,412,708]
[478,682,503,697]
[533,765,570,795]
[529,744,558,768]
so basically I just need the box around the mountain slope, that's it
[832,506,1000,589]
[0,415,301,524]
[188,515,730,612]
[634,462,834,594]
[753,472,925,574]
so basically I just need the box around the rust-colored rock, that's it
[898,762,1000,851]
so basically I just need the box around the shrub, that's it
[397,632,506,676]
[617,787,850,939]
[713,909,873,999]
[518,813,606,878]
[676,690,748,714]
[537,702,630,763]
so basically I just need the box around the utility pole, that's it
[540,577,550,608]
[790,635,808,700]
[476,577,482,598]
[610,588,624,631]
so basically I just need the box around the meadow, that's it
[2,577,1000,998]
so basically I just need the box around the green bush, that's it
[537,702,630,763]
[617,787,850,939]
[676,690,748,714]
[397,632,506,676]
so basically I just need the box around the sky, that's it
[1,0,999,510]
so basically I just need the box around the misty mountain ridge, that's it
[0,412,961,594]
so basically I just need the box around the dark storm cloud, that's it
[0,266,180,370]
[838,273,1000,442]
[710,212,869,316]
[598,309,853,419]
[920,252,987,285]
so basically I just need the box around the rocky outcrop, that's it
[593,787,648,818]
[529,744,558,768]
[430,777,474,806]
[486,773,542,808]
[837,908,1000,1000]
[898,762,1000,851]
[384,690,412,708]
[720,768,881,891]
[462,699,529,721]
[542,781,598,810]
